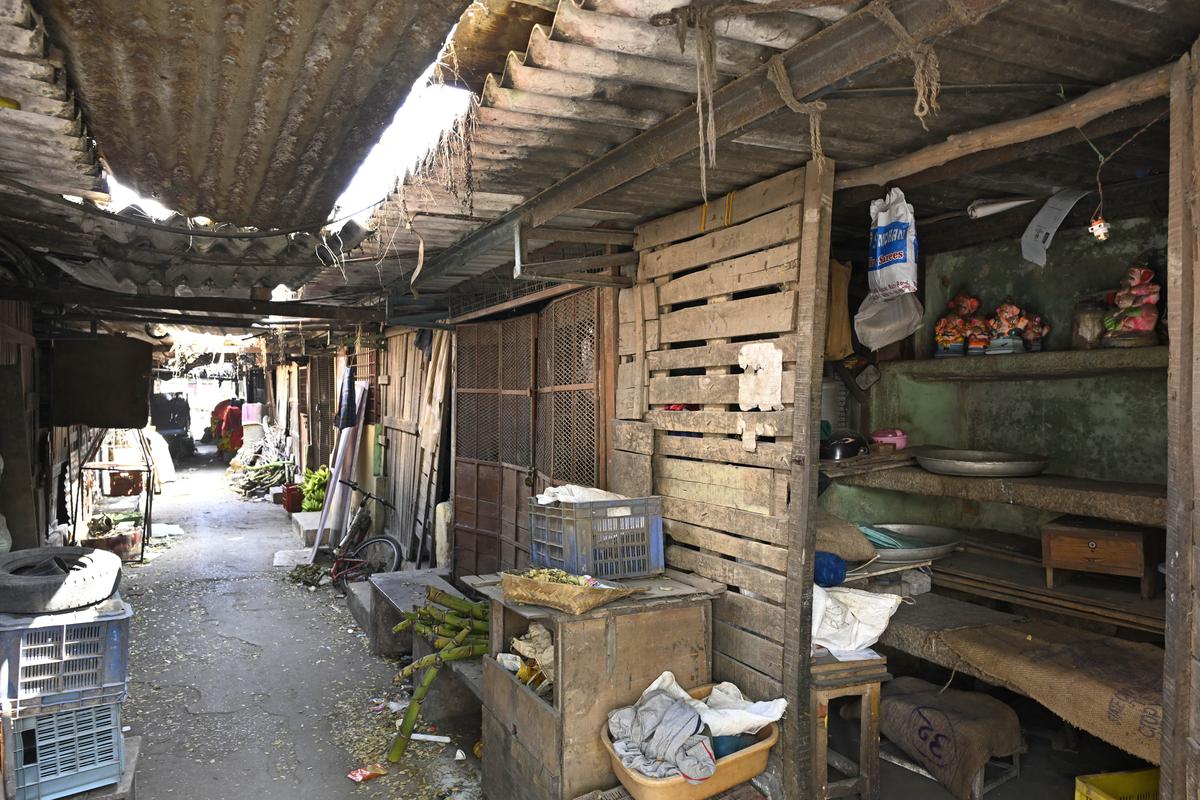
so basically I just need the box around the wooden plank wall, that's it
[616,167,811,702]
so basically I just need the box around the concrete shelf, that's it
[885,346,1168,382]
[836,466,1167,528]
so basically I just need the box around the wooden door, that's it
[379,330,451,562]
[454,317,536,577]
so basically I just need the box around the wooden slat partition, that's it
[614,172,810,704]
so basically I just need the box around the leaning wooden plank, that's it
[646,409,793,437]
[714,652,783,702]
[658,245,801,306]
[665,518,788,571]
[836,65,1172,191]
[636,167,807,250]
[715,590,785,642]
[661,496,788,546]
[655,431,791,470]
[715,619,784,679]
[611,419,653,455]
[646,337,798,371]
[618,320,660,356]
[639,205,804,281]
[617,361,639,393]
[648,372,796,405]
[659,292,797,343]
[655,457,775,515]
[667,545,786,603]
[608,449,652,498]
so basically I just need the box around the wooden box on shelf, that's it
[1040,515,1165,599]
[469,573,718,800]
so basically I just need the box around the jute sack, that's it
[501,572,643,615]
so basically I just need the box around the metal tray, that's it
[868,524,962,563]
[915,448,1049,478]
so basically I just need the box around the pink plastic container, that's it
[871,428,908,450]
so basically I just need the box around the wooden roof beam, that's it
[0,285,385,322]
[411,0,1010,291]
[835,65,1172,191]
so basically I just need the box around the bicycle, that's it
[329,479,402,593]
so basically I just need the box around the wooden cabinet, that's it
[471,573,717,800]
[1041,515,1165,599]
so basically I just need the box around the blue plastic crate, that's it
[10,703,123,800]
[0,599,131,718]
[529,496,664,580]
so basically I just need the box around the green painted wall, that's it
[840,217,1168,536]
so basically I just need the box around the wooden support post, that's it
[783,159,835,799]
[1162,43,1200,800]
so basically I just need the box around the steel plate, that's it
[868,524,962,563]
[915,448,1049,478]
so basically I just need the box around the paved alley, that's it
[120,452,481,799]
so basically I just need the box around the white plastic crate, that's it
[0,599,131,717]
[8,703,123,800]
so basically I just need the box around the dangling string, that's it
[766,55,827,167]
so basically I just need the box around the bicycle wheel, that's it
[349,536,402,579]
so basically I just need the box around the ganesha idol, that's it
[934,292,984,356]
[988,300,1050,353]
[1102,266,1160,346]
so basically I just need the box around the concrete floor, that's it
[121,452,481,799]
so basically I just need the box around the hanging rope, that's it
[664,3,721,199]
[766,55,827,167]
[654,0,992,193]
[866,1,943,129]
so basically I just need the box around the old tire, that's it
[0,547,122,614]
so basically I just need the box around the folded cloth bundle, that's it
[608,689,715,782]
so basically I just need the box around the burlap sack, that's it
[881,677,1022,800]
[500,572,643,615]
[942,621,1163,763]
[815,509,877,562]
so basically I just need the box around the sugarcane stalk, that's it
[398,643,487,680]
[422,607,489,633]
[388,662,441,761]
[432,635,487,650]
[451,625,472,646]
[426,586,489,620]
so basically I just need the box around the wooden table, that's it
[469,572,720,800]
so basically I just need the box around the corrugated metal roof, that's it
[347,0,1194,306]
[32,0,469,229]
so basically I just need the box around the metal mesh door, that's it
[535,290,600,487]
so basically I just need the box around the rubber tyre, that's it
[0,547,122,614]
[334,536,402,594]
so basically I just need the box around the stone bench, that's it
[363,569,484,721]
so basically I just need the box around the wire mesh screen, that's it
[500,316,534,391]
[536,290,599,486]
[456,324,499,391]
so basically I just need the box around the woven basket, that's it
[500,572,642,615]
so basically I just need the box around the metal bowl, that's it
[867,524,962,563]
[915,448,1049,478]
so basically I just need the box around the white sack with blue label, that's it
[854,187,925,350]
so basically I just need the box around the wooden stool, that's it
[812,654,889,800]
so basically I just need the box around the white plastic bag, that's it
[867,188,919,299]
[812,585,902,652]
[632,672,787,737]
[854,292,924,351]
